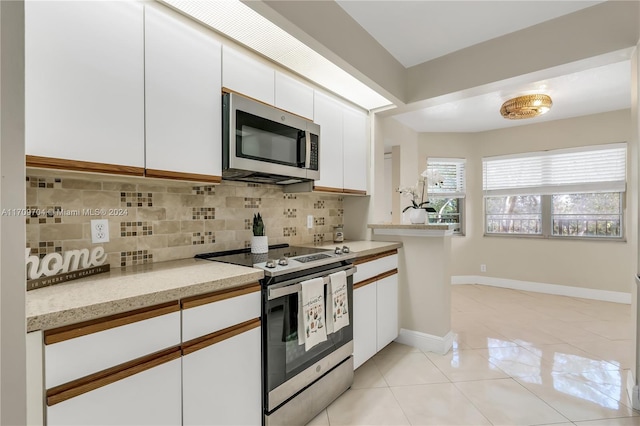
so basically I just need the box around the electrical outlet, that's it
[480,264,487,273]
[91,219,110,243]
[307,215,314,229]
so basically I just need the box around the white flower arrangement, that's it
[397,168,444,213]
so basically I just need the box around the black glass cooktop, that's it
[195,244,330,268]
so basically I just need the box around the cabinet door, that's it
[313,91,343,190]
[342,106,368,194]
[376,273,399,352]
[275,72,314,120]
[353,283,377,369]
[47,356,182,426]
[222,45,274,105]
[145,5,222,181]
[183,325,262,426]
[25,0,144,170]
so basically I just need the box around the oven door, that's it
[263,264,354,413]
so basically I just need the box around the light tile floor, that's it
[307,284,639,426]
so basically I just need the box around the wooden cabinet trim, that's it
[26,155,144,177]
[313,186,344,194]
[354,249,398,266]
[44,301,180,345]
[182,317,260,356]
[313,186,367,196]
[144,169,221,184]
[46,346,181,406]
[354,269,398,290]
[181,282,261,310]
[342,188,367,196]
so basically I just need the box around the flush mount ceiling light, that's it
[500,94,553,120]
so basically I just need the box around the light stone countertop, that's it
[26,258,263,332]
[303,240,402,257]
[367,223,455,230]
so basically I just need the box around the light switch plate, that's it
[91,219,110,243]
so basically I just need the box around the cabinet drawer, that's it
[46,351,182,426]
[181,283,261,341]
[44,302,181,389]
[354,251,398,284]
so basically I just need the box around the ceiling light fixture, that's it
[500,94,553,120]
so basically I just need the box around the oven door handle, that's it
[267,266,356,300]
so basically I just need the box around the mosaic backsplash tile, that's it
[25,171,344,268]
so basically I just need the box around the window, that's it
[483,143,626,239]
[426,158,466,234]
[485,195,541,235]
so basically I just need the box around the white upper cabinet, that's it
[313,91,369,194]
[25,0,145,169]
[275,72,314,120]
[144,5,222,181]
[313,91,344,190]
[342,106,368,193]
[222,45,275,105]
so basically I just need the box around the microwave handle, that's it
[304,131,311,169]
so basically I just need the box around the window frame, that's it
[426,157,466,236]
[482,143,626,241]
[484,193,625,240]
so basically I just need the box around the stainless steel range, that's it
[196,244,356,426]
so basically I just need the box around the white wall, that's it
[632,40,640,385]
[416,110,636,295]
[375,116,419,223]
[0,1,27,424]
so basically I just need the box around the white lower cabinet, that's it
[181,284,262,425]
[37,286,263,425]
[352,250,399,369]
[47,355,182,426]
[43,302,182,426]
[376,274,399,352]
[353,282,377,369]
[182,325,262,426]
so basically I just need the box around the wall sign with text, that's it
[25,247,110,291]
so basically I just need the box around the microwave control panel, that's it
[309,134,319,171]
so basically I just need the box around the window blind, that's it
[426,158,466,198]
[482,143,627,196]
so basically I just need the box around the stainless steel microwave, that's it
[222,92,320,185]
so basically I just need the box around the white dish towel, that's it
[327,270,349,334]
[297,277,327,351]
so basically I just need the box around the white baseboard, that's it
[626,370,640,410]
[395,328,454,355]
[451,275,631,304]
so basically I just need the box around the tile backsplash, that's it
[25,169,344,268]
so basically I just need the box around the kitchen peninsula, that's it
[368,223,455,355]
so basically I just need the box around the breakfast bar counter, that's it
[367,223,455,355]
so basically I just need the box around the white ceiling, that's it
[336,1,606,68]
[335,0,632,133]
[393,54,632,133]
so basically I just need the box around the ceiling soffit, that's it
[242,0,407,105]
[245,1,639,110]
[406,0,640,104]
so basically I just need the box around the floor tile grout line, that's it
[508,375,573,424]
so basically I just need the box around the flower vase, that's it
[251,236,268,254]
[408,208,427,224]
